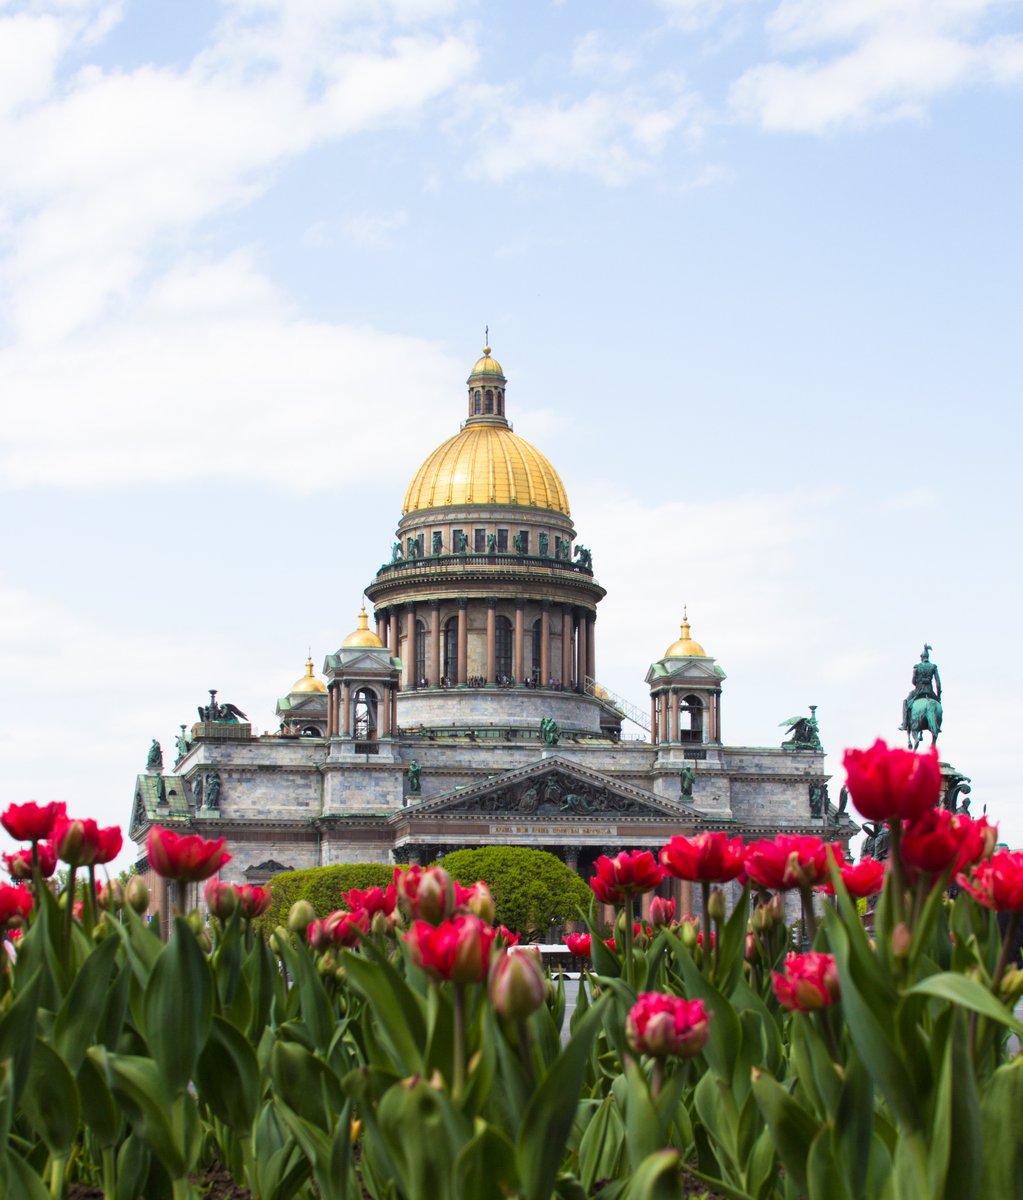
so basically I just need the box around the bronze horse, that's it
[906,696,942,750]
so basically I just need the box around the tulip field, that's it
[0,739,1022,1198]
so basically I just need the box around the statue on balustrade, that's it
[538,532,549,557]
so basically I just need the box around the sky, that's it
[1,0,1021,869]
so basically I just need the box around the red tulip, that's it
[94,825,123,865]
[342,885,397,918]
[204,879,239,920]
[626,992,711,1058]
[405,914,496,984]
[4,843,57,880]
[957,850,1023,912]
[53,818,103,867]
[1,801,67,843]
[589,851,664,905]
[843,739,941,823]
[818,857,886,898]
[494,924,519,946]
[772,952,841,1012]
[901,810,993,881]
[146,826,231,883]
[660,832,746,883]
[648,896,676,928]
[564,932,592,958]
[457,881,496,924]
[394,865,455,925]
[237,885,272,919]
[0,884,33,929]
[744,835,845,891]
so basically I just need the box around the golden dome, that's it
[468,346,505,379]
[291,656,327,694]
[403,424,569,514]
[664,612,707,659]
[342,606,385,648]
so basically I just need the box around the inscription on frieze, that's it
[495,824,618,837]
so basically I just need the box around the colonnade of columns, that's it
[374,601,597,690]
[649,688,722,744]
[326,682,398,739]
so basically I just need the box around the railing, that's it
[372,552,594,581]
[584,677,650,732]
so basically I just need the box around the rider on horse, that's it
[900,645,941,732]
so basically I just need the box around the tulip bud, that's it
[126,876,149,914]
[745,931,757,962]
[98,880,124,912]
[317,950,336,975]
[187,910,205,935]
[334,965,347,984]
[489,949,546,1021]
[999,967,1023,1005]
[648,896,676,928]
[707,888,726,923]
[288,899,316,933]
[679,918,699,950]
[752,902,773,932]
[269,928,288,955]
[768,894,786,923]
[465,882,495,925]
[349,1119,362,1145]
[198,929,212,954]
[891,922,912,960]
[205,879,239,921]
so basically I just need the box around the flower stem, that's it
[452,982,467,1102]
[700,882,711,977]
[799,885,818,945]
[517,1019,536,1087]
[622,901,635,990]
[651,1059,665,1101]
[887,821,907,928]
[62,866,77,973]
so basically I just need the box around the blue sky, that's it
[1,0,1021,865]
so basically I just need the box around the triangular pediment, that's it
[401,756,701,821]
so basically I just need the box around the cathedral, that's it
[129,345,847,904]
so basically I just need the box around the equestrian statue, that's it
[900,644,942,750]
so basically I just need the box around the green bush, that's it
[263,862,396,929]
[436,846,591,941]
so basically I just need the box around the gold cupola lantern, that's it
[290,655,327,694]
[342,606,385,649]
[664,609,707,659]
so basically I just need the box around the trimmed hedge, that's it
[263,863,396,929]
[436,846,591,941]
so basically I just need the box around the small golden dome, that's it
[468,345,505,379]
[291,656,327,694]
[342,606,385,649]
[664,612,707,659]
[403,424,570,514]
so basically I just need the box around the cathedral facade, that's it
[129,346,849,903]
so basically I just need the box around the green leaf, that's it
[0,966,42,1102]
[806,1125,851,1200]
[750,1068,820,1196]
[275,1097,355,1200]
[624,1063,661,1173]
[453,1121,518,1200]
[908,972,1023,1034]
[2,1151,51,1200]
[578,1095,626,1194]
[833,1055,873,1200]
[271,1039,344,1133]
[142,916,213,1094]
[77,1053,123,1147]
[196,1015,261,1133]
[980,1057,1023,1197]
[21,1038,80,1155]
[53,932,119,1071]
[667,933,741,1084]
[517,996,606,1200]
[625,1149,684,1200]
[275,937,335,1052]
[251,1101,310,1200]
[341,946,426,1074]
[115,1134,150,1200]
[930,1011,982,1200]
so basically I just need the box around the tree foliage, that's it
[263,863,396,928]
[436,846,591,940]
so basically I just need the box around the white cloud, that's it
[0,253,463,490]
[341,209,408,246]
[731,0,1023,132]
[462,81,702,185]
[571,30,638,78]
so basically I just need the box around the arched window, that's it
[443,616,458,681]
[531,617,542,683]
[353,688,377,740]
[415,619,427,684]
[497,389,504,415]
[300,725,321,738]
[495,615,513,680]
[474,389,482,414]
[485,389,494,414]
[680,694,704,743]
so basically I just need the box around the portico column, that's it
[650,695,658,744]
[328,685,337,737]
[576,608,588,692]
[513,602,524,683]
[388,610,399,656]
[486,600,497,684]
[430,602,441,685]
[457,600,468,685]
[712,689,722,742]
[563,846,579,873]
[381,684,391,736]
[376,610,387,645]
[540,602,551,685]
[341,682,352,736]
[659,690,669,744]
[561,606,573,687]
[586,613,596,682]
[670,690,680,743]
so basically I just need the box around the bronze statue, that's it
[780,707,823,752]
[391,542,402,562]
[146,739,163,772]
[432,532,442,555]
[204,769,221,809]
[487,534,497,554]
[538,532,549,557]
[540,716,561,746]
[573,544,592,569]
[679,767,696,799]
[513,533,525,554]
[407,760,421,794]
[837,785,849,819]
[809,782,827,820]
[191,774,203,807]
[198,690,248,723]
[901,644,943,750]
[174,725,190,760]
